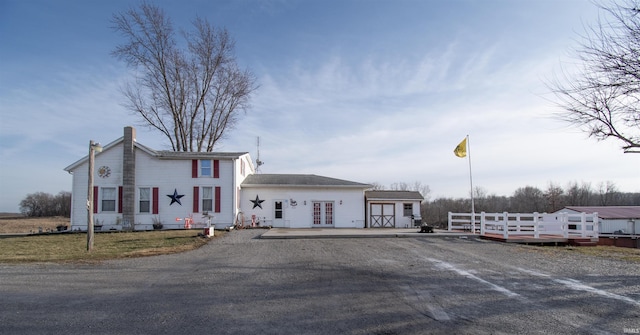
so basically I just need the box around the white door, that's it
[312,201,334,227]
[273,200,284,227]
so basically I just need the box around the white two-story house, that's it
[64,126,373,231]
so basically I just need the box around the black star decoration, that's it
[167,189,185,206]
[250,195,265,209]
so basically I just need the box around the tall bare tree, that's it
[550,0,640,153]
[112,3,257,151]
[544,182,565,212]
[596,180,620,205]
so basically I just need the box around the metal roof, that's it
[241,174,371,188]
[365,190,424,201]
[561,206,640,219]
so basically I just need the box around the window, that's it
[139,188,150,213]
[201,160,212,177]
[403,203,413,217]
[102,187,116,212]
[202,187,213,212]
[275,201,283,219]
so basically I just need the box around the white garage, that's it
[365,190,424,228]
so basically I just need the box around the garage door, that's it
[370,203,395,228]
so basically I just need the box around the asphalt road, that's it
[1,230,639,335]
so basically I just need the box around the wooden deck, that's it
[481,233,598,246]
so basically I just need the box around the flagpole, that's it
[467,135,475,232]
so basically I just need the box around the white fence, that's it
[448,212,599,239]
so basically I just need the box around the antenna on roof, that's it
[256,136,264,172]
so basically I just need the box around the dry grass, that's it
[523,244,640,263]
[561,245,640,262]
[0,230,221,263]
[0,216,223,263]
[0,215,68,234]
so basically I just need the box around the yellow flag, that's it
[454,138,467,158]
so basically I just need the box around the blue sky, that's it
[1,0,639,212]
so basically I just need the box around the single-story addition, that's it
[239,174,371,228]
[364,190,424,228]
[556,206,640,235]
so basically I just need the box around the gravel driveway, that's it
[0,230,638,334]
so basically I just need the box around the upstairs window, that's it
[201,160,212,177]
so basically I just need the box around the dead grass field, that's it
[0,215,222,263]
[0,230,217,263]
[0,215,69,234]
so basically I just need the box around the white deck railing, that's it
[448,212,599,239]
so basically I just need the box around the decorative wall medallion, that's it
[98,166,111,178]
[250,195,264,209]
[167,189,185,206]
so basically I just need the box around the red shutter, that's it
[213,160,219,178]
[118,186,123,213]
[192,160,198,178]
[93,186,99,213]
[215,186,221,213]
[193,187,199,213]
[152,187,159,214]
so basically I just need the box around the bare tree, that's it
[112,3,257,152]
[389,182,409,191]
[544,182,565,212]
[564,181,593,206]
[19,191,71,217]
[550,0,640,153]
[368,182,385,190]
[596,180,620,205]
[387,181,431,199]
[512,186,545,213]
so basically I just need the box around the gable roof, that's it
[365,190,424,201]
[241,174,371,188]
[560,206,640,219]
[64,137,248,172]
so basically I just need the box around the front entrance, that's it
[370,203,395,228]
[312,201,334,227]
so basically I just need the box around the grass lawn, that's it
[0,230,221,263]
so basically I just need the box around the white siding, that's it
[69,144,124,231]
[240,187,366,228]
[68,142,242,230]
[135,154,236,230]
